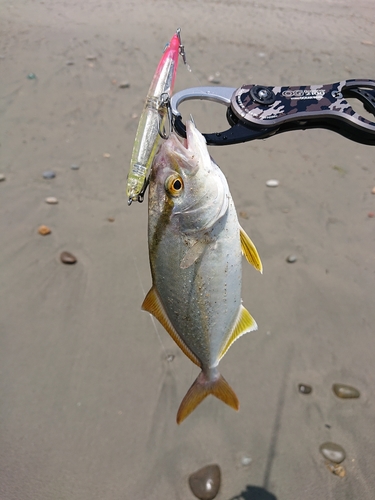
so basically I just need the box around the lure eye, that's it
[165,174,184,196]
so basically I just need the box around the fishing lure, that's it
[127,28,187,204]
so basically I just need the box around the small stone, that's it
[298,383,312,394]
[266,179,279,187]
[86,55,97,61]
[258,52,266,58]
[166,354,175,362]
[107,217,115,222]
[131,113,138,119]
[239,211,249,219]
[188,464,221,500]
[103,153,111,158]
[70,163,80,170]
[45,197,58,204]
[38,225,51,235]
[240,456,252,467]
[361,40,374,46]
[325,461,346,478]
[66,60,74,65]
[368,212,375,218]
[27,73,36,79]
[286,255,297,263]
[43,170,56,179]
[118,81,130,89]
[0,174,5,182]
[332,383,360,399]
[208,72,221,84]
[319,442,346,464]
[371,186,375,194]
[60,251,77,265]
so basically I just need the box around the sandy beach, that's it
[1,1,375,498]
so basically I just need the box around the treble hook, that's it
[176,28,187,65]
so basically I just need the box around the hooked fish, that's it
[142,120,262,424]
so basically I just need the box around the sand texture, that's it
[1,1,375,499]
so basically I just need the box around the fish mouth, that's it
[163,120,211,176]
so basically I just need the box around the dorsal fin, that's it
[240,226,263,273]
[142,286,201,367]
[219,305,257,360]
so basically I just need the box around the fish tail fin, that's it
[176,370,239,424]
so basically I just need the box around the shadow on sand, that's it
[229,484,277,500]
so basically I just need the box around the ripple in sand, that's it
[188,464,221,500]
[332,383,360,399]
[319,442,346,464]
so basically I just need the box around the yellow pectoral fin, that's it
[142,287,201,367]
[219,305,258,361]
[240,226,263,273]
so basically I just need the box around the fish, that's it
[142,120,263,424]
[127,29,185,204]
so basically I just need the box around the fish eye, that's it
[165,174,184,196]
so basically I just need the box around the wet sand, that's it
[1,1,375,498]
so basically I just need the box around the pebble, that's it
[298,383,312,394]
[286,255,297,263]
[166,354,175,362]
[70,163,80,170]
[86,55,97,61]
[66,60,74,65]
[332,383,360,399]
[240,456,252,467]
[118,81,130,89]
[27,73,36,79]
[368,212,375,218]
[103,153,111,158]
[266,179,279,187]
[208,72,221,84]
[319,442,346,464]
[45,197,58,204]
[325,461,346,478]
[361,40,374,46]
[188,464,221,500]
[43,170,56,179]
[0,174,5,182]
[38,225,51,236]
[107,217,115,222]
[60,251,77,265]
[371,187,375,194]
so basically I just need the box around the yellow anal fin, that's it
[240,226,263,273]
[142,286,200,367]
[176,370,239,424]
[219,305,257,361]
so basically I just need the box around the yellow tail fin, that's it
[176,370,239,424]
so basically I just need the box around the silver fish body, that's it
[142,120,262,423]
